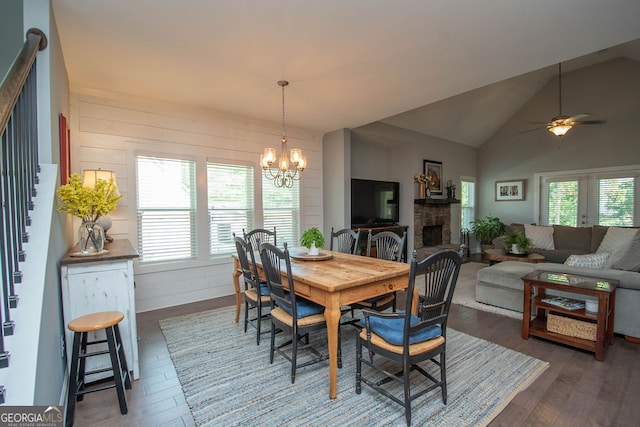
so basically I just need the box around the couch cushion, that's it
[477,261,536,291]
[607,233,640,272]
[532,248,588,264]
[591,225,609,252]
[596,227,639,254]
[552,225,592,251]
[565,253,610,269]
[525,224,555,250]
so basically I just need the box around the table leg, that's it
[608,291,616,345]
[522,280,532,339]
[232,258,242,323]
[324,300,341,399]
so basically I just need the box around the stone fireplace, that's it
[414,200,454,259]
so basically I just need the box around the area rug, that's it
[160,306,548,426]
[452,262,522,320]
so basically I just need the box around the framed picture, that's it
[496,179,525,201]
[59,113,71,185]
[423,159,443,196]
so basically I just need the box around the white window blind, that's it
[460,179,475,230]
[547,180,579,226]
[207,162,255,256]
[262,177,300,248]
[598,177,635,226]
[136,156,196,263]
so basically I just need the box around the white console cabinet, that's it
[60,239,140,380]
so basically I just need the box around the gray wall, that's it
[477,58,640,225]
[0,0,23,82]
[322,129,352,239]
[349,122,477,253]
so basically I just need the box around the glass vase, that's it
[78,221,105,254]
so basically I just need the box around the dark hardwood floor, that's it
[73,292,640,426]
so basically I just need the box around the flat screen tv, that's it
[351,179,400,228]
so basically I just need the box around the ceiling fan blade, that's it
[527,121,549,125]
[574,119,607,125]
[519,126,545,134]
[569,113,592,121]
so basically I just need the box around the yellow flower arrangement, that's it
[413,174,428,184]
[56,173,123,222]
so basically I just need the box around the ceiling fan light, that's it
[548,124,572,136]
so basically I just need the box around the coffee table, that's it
[483,248,545,265]
[521,270,617,361]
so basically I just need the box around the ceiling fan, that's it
[522,63,607,137]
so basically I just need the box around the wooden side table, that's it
[521,270,617,361]
[484,248,545,265]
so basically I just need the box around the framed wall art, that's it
[59,113,71,185]
[495,179,525,201]
[423,159,443,196]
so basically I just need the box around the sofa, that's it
[476,224,640,339]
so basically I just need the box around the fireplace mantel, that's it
[414,198,460,205]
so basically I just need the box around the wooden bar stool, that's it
[65,311,131,427]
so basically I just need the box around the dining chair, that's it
[329,227,361,255]
[234,234,271,345]
[349,230,407,314]
[243,227,277,251]
[356,249,462,426]
[258,241,340,383]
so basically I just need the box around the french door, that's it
[539,167,638,227]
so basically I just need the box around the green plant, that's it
[300,227,325,249]
[503,230,533,254]
[470,215,506,245]
[56,173,123,221]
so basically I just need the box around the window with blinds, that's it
[262,176,300,248]
[541,168,637,227]
[547,180,579,226]
[598,177,635,226]
[136,156,197,263]
[460,179,475,231]
[207,162,255,256]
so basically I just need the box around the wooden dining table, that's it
[231,248,412,399]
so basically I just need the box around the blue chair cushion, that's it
[360,312,442,346]
[258,283,270,296]
[279,296,325,319]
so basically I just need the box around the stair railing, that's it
[0,27,48,403]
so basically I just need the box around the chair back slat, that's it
[367,230,406,262]
[404,249,462,338]
[244,227,277,251]
[259,242,297,318]
[330,227,360,254]
[233,234,260,292]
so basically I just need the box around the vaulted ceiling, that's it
[52,1,640,147]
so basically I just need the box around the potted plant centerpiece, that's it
[300,227,325,256]
[503,230,533,255]
[470,215,506,253]
[57,173,123,254]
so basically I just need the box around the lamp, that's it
[261,80,306,188]
[82,169,118,242]
[547,117,573,137]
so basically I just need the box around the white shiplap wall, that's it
[70,89,324,312]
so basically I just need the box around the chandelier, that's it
[260,80,306,188]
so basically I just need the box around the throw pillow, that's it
[524,224,555,250]
[596,227,638,254]
[608,233,640,272]
[565,253,610,269]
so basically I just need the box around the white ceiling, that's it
[52,0,640,147]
